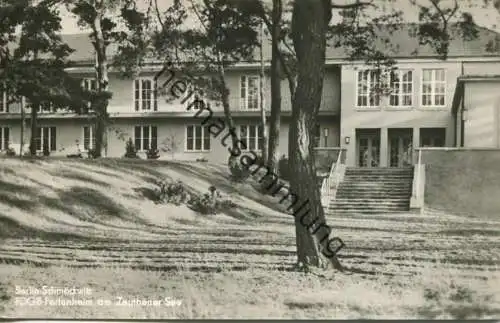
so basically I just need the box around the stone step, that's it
[336,194,411,199]
[329,202,410,206]
[326,209,407,215]
[344,174,413,181]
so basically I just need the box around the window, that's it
[0,127,10,150]
[82,78,97,112]
[389,70,413,107]
[35,127,56,151]
[134,125,157,151]
[240,75,260,110]
[134,78,157,111]
[186,125,210,152]
[356,70,381,107]
[0,85,7,113]
[422,69,446,107]
[82,126,96,151]
[240,125,263,151]
[420,128,446,147]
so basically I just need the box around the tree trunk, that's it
[289,0,343,270]
[259,22,268,164]
[29,103,38,156]
[92,15,109,158]
[267,0,283,176]
[20,103,25,157]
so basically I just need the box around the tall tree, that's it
[65,0,148,157]
[1,0,89,156]
[150,0,261,170]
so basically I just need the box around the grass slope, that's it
[0,157,499,319]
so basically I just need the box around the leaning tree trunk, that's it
[29,103,38,156]
[289,0,342,270]
[218,66,240,171]
[20,103,25,157]
[266,0,283,176]
[92,16,109,158]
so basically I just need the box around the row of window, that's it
[1,69,449,113]
[356,68,446,108]
[0,124,264,153]
[0,76,263,113]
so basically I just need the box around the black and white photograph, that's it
[0,0,499,319]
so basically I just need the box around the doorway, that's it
[388,128,413,167]
[356,129,380,167]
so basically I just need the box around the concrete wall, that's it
[463,81,500,148]
[420,148,500,217]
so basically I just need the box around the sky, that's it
[58,0,500,34]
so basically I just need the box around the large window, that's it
[389,70,413,107]
[422,69,446,107]
[134,125,157,151]
[134,78,157,111]
[35,127,56,152]
[356,70,381,107]
[420,128,446,147]
[240,75,260,110]
[0,127,10,150]
[186,125,210,152]
[240,125,263,151]
[82,126,96,151]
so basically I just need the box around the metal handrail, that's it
[321,149,343,207]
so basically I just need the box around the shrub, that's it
[155,179,189,205]
[87,148,99,159]
[278,155,291,181]
[188,186,236,215]
[42,144,50,157]
[5,147,16,157]
[124,138,138,158]
[146,147,160,160]
[228,155,250,182]
[196,157,208,162]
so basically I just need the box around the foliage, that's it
[42,144,50,157]
[146,147,160,160]
[124,138,138,158]
[278,155,290,181]
[87,149,99,159]
[5,146,16,157]
[188,186,236,215]
[155,179,189,205]
[228,155,250,182]
[196,157,208,162]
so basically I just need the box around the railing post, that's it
[415,148,422,200]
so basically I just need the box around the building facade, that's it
[1,25,500,167]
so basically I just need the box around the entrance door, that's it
[358,135,380,167]
[389,134,413,167]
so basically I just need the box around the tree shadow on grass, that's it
[48,169,112,188]
[0,179,40,212]
[37,186,150,226]
[0,213,87,241]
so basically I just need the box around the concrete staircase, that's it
[327,167,414,215]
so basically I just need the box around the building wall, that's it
[104,116,339,163]
[103,67,340,114]
[340,61,468,166]
[463,81,500,148]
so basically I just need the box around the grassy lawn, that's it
[0,157,499,319]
